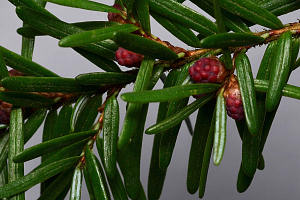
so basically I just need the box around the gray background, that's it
[0,0,299,199]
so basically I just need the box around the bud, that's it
[9,69,23,77]
[107,4,126,24]
[223,75,244,121]
[189,57,228,83]
[0,101,12,125]
[0,69,23,125]
[115,47,144,67]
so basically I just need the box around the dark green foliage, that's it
[0,53,9,80]
[158,63,192,170]
[24,108,47,143]
[73,94,102,132]
[83,166,96,200]
[0,1,299,199]
[214,0,284,29]
[147,69,180,199]
[135,0,151,34]
[237,163,253,193]
[16,6,118,59]
[41,109,58,162]
[96,138,128,200]
[200,33,265,48]
[76,72,136,86]
[0,46,58,77]
[213,88,227,165]
[191,0,250,33]
[45,0,120,13]
[149,0,218,36]
[73,48,121,72]
[69,167,82,200]
[114,32,178,60]
[37,139,89,170]
[235,52,259,135]
[117,57,154,149]
[0,92,55,108]
[121,83,219,103]
[199,110,216,198]
[59,24,139,47]
[266,31,292,111]
[117,104,148,199]
[148,133,166,199]
[102,95,119,179]
[152,12,201,47]
[2,77,99,93]
[39,170,73,200]
[117,57,154,199]
[146,94,214,135]
[187,100,215,194]
[84,146,110,200]
[13,130,96,163]
[8,109,25,200]
[0,157,79,198]
[0,133,9,173]
[54,104,73,138]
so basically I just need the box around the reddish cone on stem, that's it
[115,47,144,67]
[223,75,244,121]
[107,4,126,23]
[189,57,227,83]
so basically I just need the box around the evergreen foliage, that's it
[0,0,299,199]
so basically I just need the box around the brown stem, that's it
[113,6,300,69]
[159,22,300,69]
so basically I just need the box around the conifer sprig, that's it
[0,0,299,199]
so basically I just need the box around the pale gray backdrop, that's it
[0,1,299,199]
